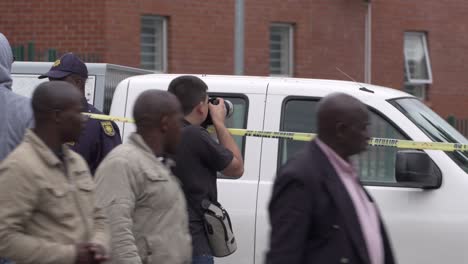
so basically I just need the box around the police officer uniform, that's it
[39,53,121,174]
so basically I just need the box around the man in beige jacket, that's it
[95,90,192,264]
[0,81,110,264]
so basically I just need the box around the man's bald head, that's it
[31,81,85,143]
[32,81,82,121]
[133,90,183,156]
[133,90,181,130]
[317,93,370,158]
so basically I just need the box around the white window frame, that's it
[140,15,167,72]
[269,23,294,76]
[404,32,432,84]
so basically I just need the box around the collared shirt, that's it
[316,139,384,264]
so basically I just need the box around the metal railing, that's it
[11,42,101,62]
[447,115,468,138]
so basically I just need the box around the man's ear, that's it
[335,122,347,140]
[195,101,205,115]
[54,109,62,124]
[160,115,169,133]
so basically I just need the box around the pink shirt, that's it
[316,139,384,264]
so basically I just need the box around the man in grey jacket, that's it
[95,90,192,264]
[0,33,34,161]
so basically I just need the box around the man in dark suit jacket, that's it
[266,93,396,264]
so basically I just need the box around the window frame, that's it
[404,32,433,85]
[277,95,434,188]
[269,23,294,77]
[140,15,168,72]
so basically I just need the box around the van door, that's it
[256,81,468,264]
[111,75,269,264]
[204,78,268,264]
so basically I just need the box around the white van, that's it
[110,74,468,264]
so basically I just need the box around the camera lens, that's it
[201,97,235,128]
[224,100,234,118]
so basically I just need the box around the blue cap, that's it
[39,53,88,79]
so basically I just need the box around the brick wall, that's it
[0,0,106,60]
[244,0,367,80]
[372,0,468,118]
[1,0,467,118]
[103,0,235,74]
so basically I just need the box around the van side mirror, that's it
[395,150,442,189]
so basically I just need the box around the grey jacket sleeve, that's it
[90,204,111,255]
[0,161,76,264]
[95,157,142,264]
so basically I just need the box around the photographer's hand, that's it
[208,98,227,126]
[209,98,244,177]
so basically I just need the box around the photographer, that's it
[168,75,244,264]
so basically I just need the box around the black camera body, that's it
[201,97,234,128]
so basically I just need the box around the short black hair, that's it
[167,75,208,115]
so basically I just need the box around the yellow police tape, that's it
[82,113,468,152]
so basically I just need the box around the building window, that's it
[270,23,293,76]
[404,32,432,99]
[141,15,167,72]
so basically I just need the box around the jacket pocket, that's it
[141,170,174,210]
[76,178,95,192]
[144,169,168,182]
[41,184,72,218]
[75,178,95,215]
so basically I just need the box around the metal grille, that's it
[141,16,166,71]
[270,24,292,76]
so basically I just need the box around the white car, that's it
[110,74,468,264]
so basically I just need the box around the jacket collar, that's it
[128,132,163,161]
[182,119,192,127]
[24,129,75,167]
[128,132,172,173]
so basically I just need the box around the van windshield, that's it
[391,98,468,173]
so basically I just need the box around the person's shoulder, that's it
[181,124,209,141]
[101,143,138,162]
[87,104,103,114]
[277,142,321,180]
[183,123,205,133]
[95,143,142,177]
[67,148,90,168]
[1,141,38,175]
[86,104,120,136]
[7,92,33,115]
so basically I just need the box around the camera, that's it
[201,97,234,128]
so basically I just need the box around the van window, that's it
[280,98,406,184]
[391,98,468,173]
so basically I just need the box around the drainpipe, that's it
[364,0,372,83]
[234,0,244,75]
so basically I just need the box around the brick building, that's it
[1,0,467,119]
